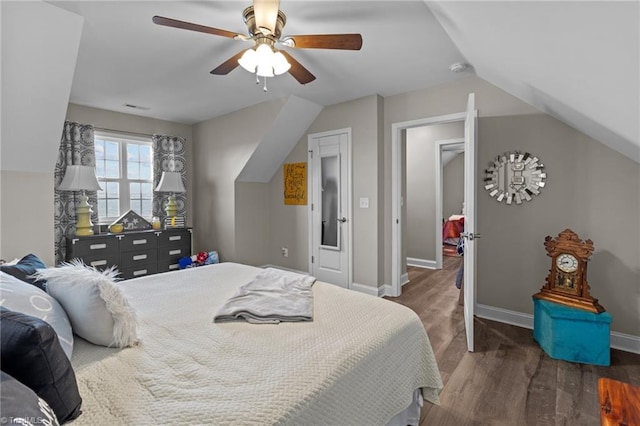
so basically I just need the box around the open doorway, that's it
[404,125,464,271]
[391,92,478,352]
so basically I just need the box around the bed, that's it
[65,262,442,425]
[443,214,465,246]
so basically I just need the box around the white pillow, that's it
[0,272,74,359]
[33,261,138,348]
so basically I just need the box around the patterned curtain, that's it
[54,122,98,264]
[152,134,187,221]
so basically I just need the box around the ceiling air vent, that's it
[124,103,150,111]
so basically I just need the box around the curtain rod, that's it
[93,127,153,139]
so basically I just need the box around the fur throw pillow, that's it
[33,261,138,348]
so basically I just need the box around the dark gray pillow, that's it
[0,271,73,359]
[0,371,60,426]
[0,307,82,424]
[0,253,47,290]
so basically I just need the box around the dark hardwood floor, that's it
[385,254,640,426]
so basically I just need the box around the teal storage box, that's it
[533,298,611,366]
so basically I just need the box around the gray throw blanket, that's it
[214,268,316,324]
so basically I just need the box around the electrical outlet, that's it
[282,247,289,257]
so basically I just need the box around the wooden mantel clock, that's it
[533,229,605,313]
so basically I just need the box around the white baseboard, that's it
[380,284,394,297]
[476,304,640,354]
[351,282,384,297]
[476,304,534,329]
[407,257,437,269]
[401,272,409,287]
[610,331,640,354]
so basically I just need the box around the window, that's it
[94,133,153,222]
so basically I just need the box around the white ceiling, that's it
[51,0,468,124]
[49,0,639,163]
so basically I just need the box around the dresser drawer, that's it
[158,243,190,261]
[157,258,182,273]
[119,232,157,252]
[157,230,190,247]
[68,236,118,257]
[66,236,119,270]
[119,263,158,280]
[120,249,157,268]
[68,252,120,270]
[66,228,191,280]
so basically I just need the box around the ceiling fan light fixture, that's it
[256,62,275,78]
[255,43,274,61]
[238,48,258,72]
[272,51,291,75]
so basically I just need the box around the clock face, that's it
[556,253,578,273]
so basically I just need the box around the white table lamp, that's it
[58,165,103,236]
[155,171,185,217]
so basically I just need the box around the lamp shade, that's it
[155,171,186,193]
[58,165,102,191]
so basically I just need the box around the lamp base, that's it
[75,193,95,236]
[165,194,178,218]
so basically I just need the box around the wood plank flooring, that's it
[385,255,640,426]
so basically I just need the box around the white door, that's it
[308,130,351,288]
[463,93,478,352]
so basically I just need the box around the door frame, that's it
[391,111,466,297]
[435,138,465,270]
[307,128,353,288]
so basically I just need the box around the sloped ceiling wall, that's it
[236,96,322,183]
[1,1,84,172]
[428,1,640,163]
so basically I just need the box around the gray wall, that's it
[192,99,286,261]
[405,123,463,261]
[477,114,640,336]
[268,140,310,270]
[383,76,638,336]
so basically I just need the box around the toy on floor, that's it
[178,251,219,269]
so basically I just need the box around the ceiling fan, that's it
[152,0,363,86]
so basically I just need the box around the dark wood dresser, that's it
[66,228,192,279]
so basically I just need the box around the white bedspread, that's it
[70,263,442,425]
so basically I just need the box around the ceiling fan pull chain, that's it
[256,74,260,85]
[263,77,268,92]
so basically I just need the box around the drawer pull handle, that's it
[133,239,147,245]
[169,236,181,241]
[91,260,107,267]
[90,244,107,250]
[133,254,147,261]
[133,269,147,276]
[169,264,179,270]
[169,249,181,255]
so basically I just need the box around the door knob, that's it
[461,232,481,241]
[337,217,348,223]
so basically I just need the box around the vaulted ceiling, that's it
[48,1,639,163]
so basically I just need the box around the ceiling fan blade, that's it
[284,34,363,50]
[253,0,280,35]
[210,50,246,75]
[279,51,315,85]
[152,16,242,40]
